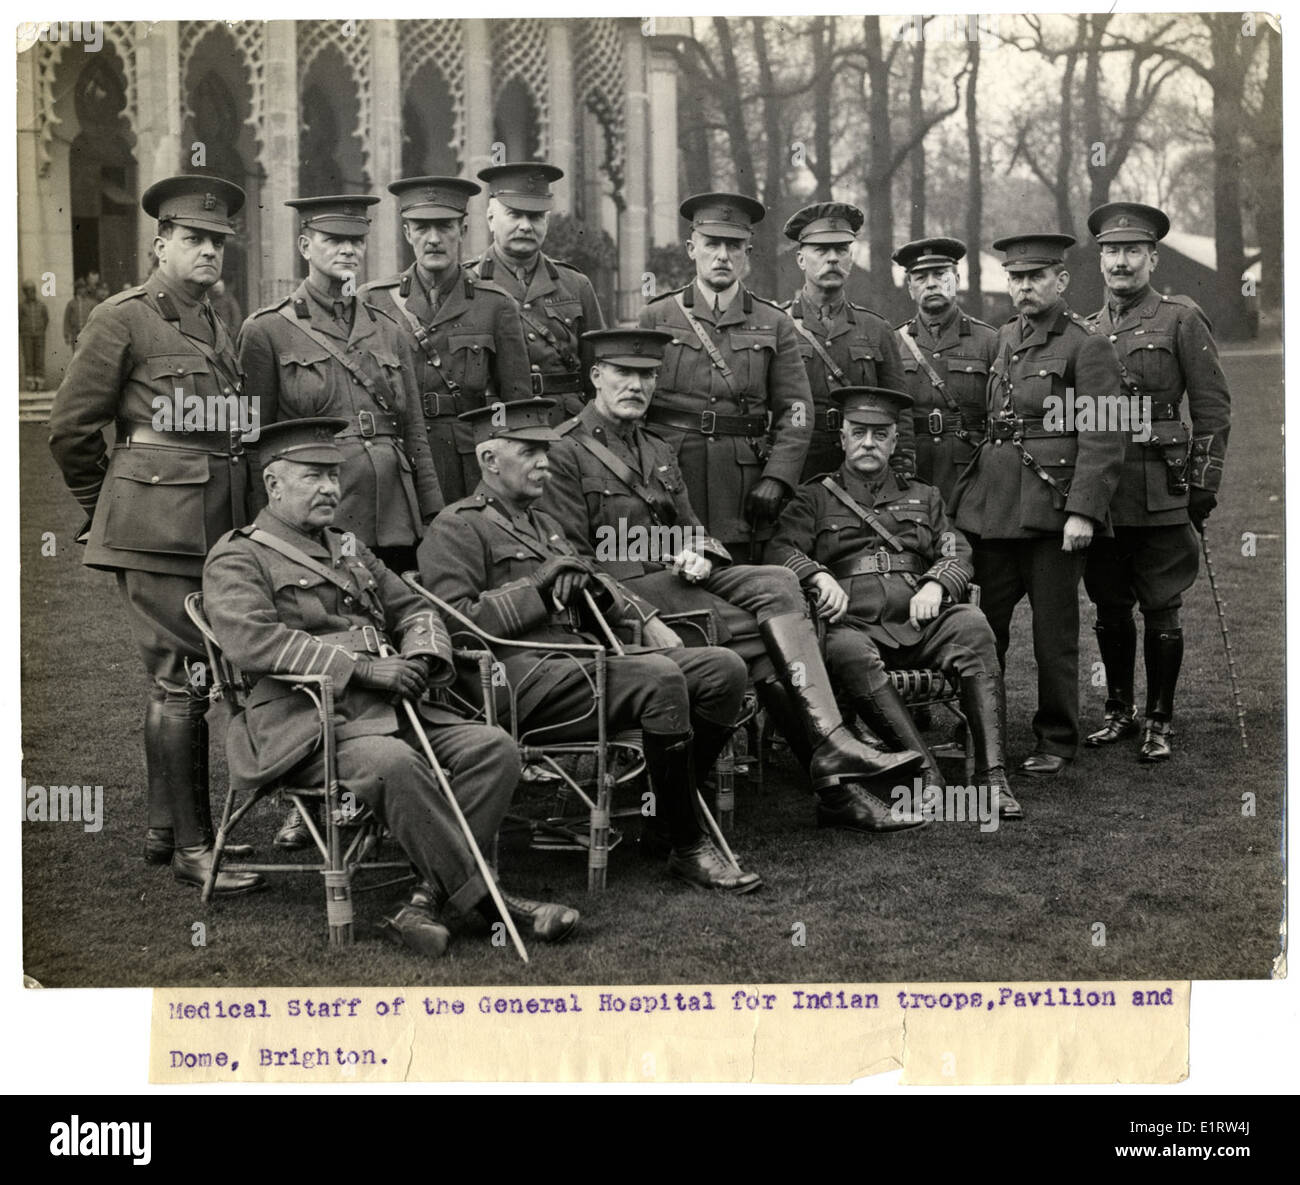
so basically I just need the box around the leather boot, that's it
[162,707,264,896]
[816,783,926,833]
[758,613,924,790]
[1140,628,1182,762]
[959,673,1023,820]
[378,882,451,958]
[643,731,761,894]
[1085,620,1139,746]
[274,806,313,849]
[496,892,581,943]
[851,681,944,794]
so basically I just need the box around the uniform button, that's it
[471,345,480,351]
[965,366,974,372]
[523,303,531,309]
[363,440,372,448]
[1039,369,1047,376]
[710,396,718,403]
[515,551,526,559]
[565,317,573,325]
[531,364,541,372]
[223,387,231,395]
[1147,344,1154,349]
[995,440,1003,447]
[343,596,352,605]
[231,456,240,464]
[933,352,941,359]
[1013,354,1020,361]
[150,475,160,483]
[299,578,309,586]
[1110,334,1117,342]
[528,333,536,341]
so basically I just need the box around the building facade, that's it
[18,18,692,381]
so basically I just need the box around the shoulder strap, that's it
[673,292,737,396]
[247,528,373,606]
[516,302,579,367]
[790,298,848,386]
[273,305,390,411]
[819,477,905,552]
[897,326,958,412]
[571,429,676,524]
[389,288,460,395]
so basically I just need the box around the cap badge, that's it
[1117,215,1130,227]
[631,339,644,354]
[202,193,216,211]
[720,206,733,221]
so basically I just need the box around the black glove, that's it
[1188,488,1217,534]
[529,555,592,606]
[352,654,429,698]
[744,477,789,524]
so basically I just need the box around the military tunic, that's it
[952,299,1125,757]
[203,508,519,918]
[539,402,810,674]
[360,263,533,501]
[768,466,995,695]
[780,291,914,481]
[465,247,604,418]
[418,485,747,738]
[49,276,253,695]
[895,304,999,505]
[637,283,813,551]
[237,278,443,550]
[1082,287,1231,623]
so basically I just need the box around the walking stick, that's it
[580,588,744,871]
[380,645,530,963]
[1198,531,1248,754]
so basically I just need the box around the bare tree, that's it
[964,36,983,318]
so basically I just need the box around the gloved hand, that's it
[744,477,788,524]
[1188,488,1217,534]
[352,654,429,699]
[529,555,592,606]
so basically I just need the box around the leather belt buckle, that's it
[530,373,544,396]
[699,410,717,435]
[825,408,841,430]
[357,410,377,438]
[875,552,892,574]
[360,625,382,654]
[927,409,944,435]
[228,429,244,456]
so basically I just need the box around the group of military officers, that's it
[47,163,1230,959]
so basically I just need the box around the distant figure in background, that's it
[19,281,49,390]
[63,279,97,351]
[85,271,104,306]
[209,279,242,336]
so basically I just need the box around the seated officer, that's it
[202,418,578,956]
[418,399,761,893]
[539,328,925,835]
[769,388,1024,820]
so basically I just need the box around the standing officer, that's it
[362,176,532,501]
[540,329,925,833]
[892,237,999,506]
[419,399,761,893]
[465,163,604,420]
[204,418,577,954]
[1081,202,1232,762]
[238,195,442,574]
[19,280,49,390]
[48,174,260,891]
[780,203,912,481]
[952,233,1125,775]
[63,278,98,351]
[638,193,812,560]
[769,387,1023,820]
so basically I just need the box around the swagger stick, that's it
[579,589,743,871]
[1198,532,1248,754]
[380,645,529,963]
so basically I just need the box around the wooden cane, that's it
[380,646,529,964]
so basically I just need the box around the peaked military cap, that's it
[830,386,914,426]
[991,232,1076,273]
[783,202,864,244]
[477,163,564,211]
[256,417,350,465]
[459,399,562,445]
[142,174,245,236]
[583,329,675,370]
[286,195,381,236]
[680,192,766,239]
[893,236,967,271]
[1087,202,1170,244]
[388,176,481,219]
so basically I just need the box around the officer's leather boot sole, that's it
[172,844,266,895]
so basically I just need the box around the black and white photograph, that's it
[15,10,1285,998]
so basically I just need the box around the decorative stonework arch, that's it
[297,20,373,180]
[574,17,627,206]
[399,19,465,154]
[35,20,137,175]
[491,18,549,157]
[179,20,266,152]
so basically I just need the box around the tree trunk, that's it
[909,36,926,238]
[1255,23,1283,314]
[1208,16,1250,337]
[750,16,784,296]
[862,15,895,307]
[809,16,834,201]
[712,17,756,193]
[964,37,983,319]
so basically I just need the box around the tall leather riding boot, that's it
[758,613,924,791]
[959,673,1023,820]
[1085,620,1139,745]
[641,731,760,894]
[851,680,944,794]
[754,679,815,766]
[1140,628,1183,763]
[143,695,175,864]
[643,716,737,859]
[161,708,264,895]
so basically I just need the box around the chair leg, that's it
[323,869,354,946]
[713,736,736,832]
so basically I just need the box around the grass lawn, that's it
[20,349,1284,987]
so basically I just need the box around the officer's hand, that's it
[908,581,945,629]
[1062,514,1095,552]
[745,477,789,524]
[641,617,684,650]
[809,572,849,623]
[671,548,713,584]
[552,565,593,607]
[529,555,592,601]
[352,654,429,699]
[1188,489,1217,534]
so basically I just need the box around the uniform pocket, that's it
[660,333,702,391]
[277,346,333,414]
[1125,332,1178,391]
[1144,422,1191,512]
[729,329,777,389]
[848,342,881,385]
[448,332,495,391]
[102,448,212,555]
